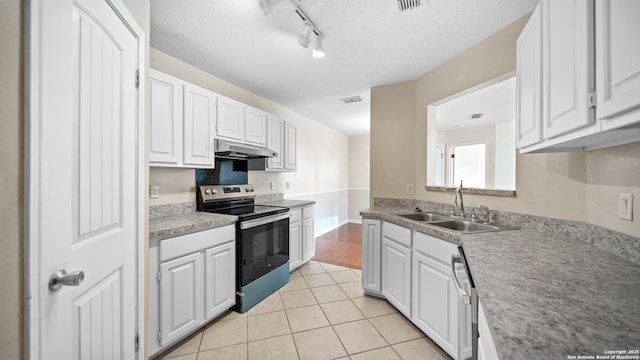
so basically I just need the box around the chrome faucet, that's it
[453,180,465,217]
[479,205,491,224]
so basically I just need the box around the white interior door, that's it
[29,0,143,358]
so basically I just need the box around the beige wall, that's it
[149,48,350,234]
[348,135,371,221]
[372,14,640,237]
[0,0,23,358]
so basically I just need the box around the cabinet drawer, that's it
[382,221,412,248]
[413,231,458,263]
[290,209,302,222]
[160,225,235,262]
[302,206,314,219]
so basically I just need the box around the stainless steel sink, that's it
[399,213,451,222]
[429,220,514,233]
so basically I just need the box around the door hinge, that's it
[588,91,596,108]
[134,332,140,352]
[135,69,140,89]
[157,271,161,281]
[157,331,162,340]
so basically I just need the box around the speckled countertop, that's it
[149,212,237,240]
[257,199,316,209]
[362,206,640,359]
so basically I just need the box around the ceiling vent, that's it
[341,96,362,104]
[470,113,483,119]
[398,0,422,12]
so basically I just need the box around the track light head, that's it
[297,23,312,48]
[313,36,325,58]
[259,0,285,15]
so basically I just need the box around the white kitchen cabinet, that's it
[411,231,464,359]
[516,2,543,148]
[204,241,235,321]
[289,205,315,271]
[267,116,284,170]
[301,206,315,263]
[245,106,268,146]
[518,0,640,153]
[595,0,640,130]
[149,225,236,357]
[381,221,412,317]
[541,0,595,139]
[183,83,216,167]
[149,69,216,168]
[478,300,500,360]
[284,121,298,170]
[288,209,302,271]
[216,96,245,142]
[149,70,182,165]
[159,252,204,346]
[361,218,382,295]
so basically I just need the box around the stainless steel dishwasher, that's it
[452,246,479,360]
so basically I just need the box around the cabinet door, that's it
[217,96,245,141]
[361,219,381,293]
[289,219,302,271]
[284,121,297,170]
[204,241,235,321]
[382,238,411,317]
[542,0,595,139]
[160,252,203,346]
[516,3,543,148]
[149,70,182,164]
[267,116,284,170]
[412,249,458,358]
[302,218,315,263]
[245,106,267,146]
[596,0,640,129]
[183,84,216,167]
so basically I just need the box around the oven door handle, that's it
[240,212,291,229]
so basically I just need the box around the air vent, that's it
[398,0,422,12]
[470,113,483,119]
[341,96,362,104]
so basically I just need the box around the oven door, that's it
[238,212,290,286]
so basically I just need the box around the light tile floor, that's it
[157,261,452,360]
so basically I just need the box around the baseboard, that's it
[348,219,362,224]
[315,220,349,237]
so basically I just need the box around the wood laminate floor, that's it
[313,223,362,270]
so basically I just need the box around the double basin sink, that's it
[398,212,515,234]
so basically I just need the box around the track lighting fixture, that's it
[312,35,325,58]
[298,23,312,48]
[258,0,326,57]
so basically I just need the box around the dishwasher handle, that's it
[451,254,471,305]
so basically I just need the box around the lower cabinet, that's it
[478,299,500,360]
[412,231,468,359]
[361,218,470,360]
[381,222,412,317]
[362,219,382,294]
[149,225,236,357]
[289,205,315,272]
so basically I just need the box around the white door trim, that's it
[25,0,146,358]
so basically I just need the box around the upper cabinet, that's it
[266,116,284,170]
[150,70,215,168]
[517,0,640,153]
[248,118,298,172]
[284,121,298,170]
[217,96,267,146]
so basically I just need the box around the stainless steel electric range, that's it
[197,184,290,313]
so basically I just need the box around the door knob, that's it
[49,269,85,291]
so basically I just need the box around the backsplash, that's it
[372,197,640,265]
[149,193,286,220]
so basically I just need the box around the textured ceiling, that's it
[151,0,537,136]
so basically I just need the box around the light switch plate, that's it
[618,193,633,221]
[270,182,276,191]
[150,185,160,199]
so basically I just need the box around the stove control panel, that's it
[199,184,255,201]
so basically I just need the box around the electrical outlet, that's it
[270,182,276,191]
[619,193,633,221]
[150,185,160,199]
[286,181,291,189]
[406,184,415,195]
